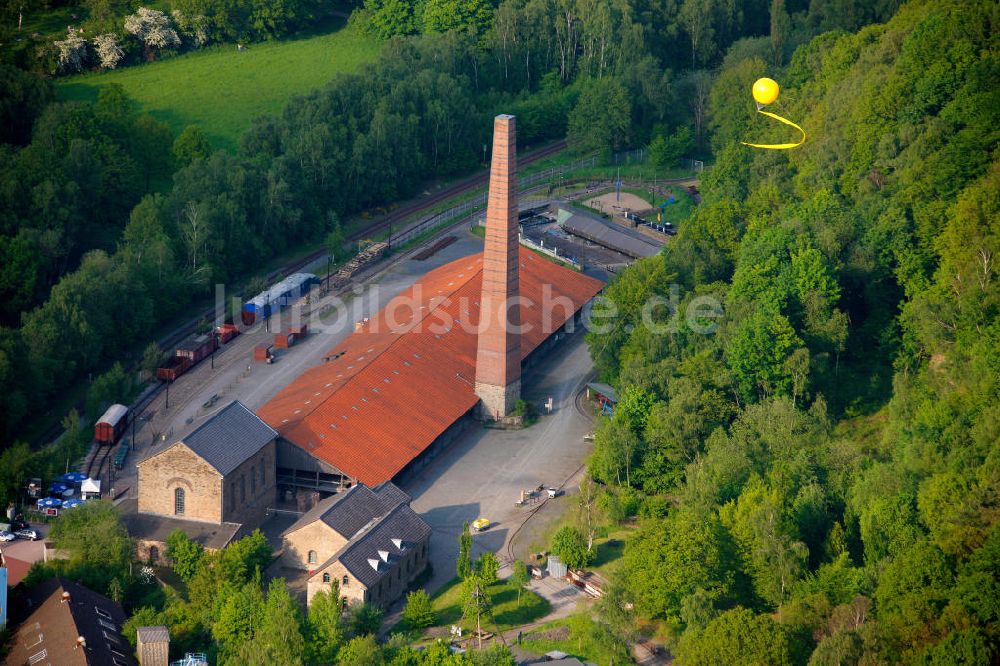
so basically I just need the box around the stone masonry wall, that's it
[137,444,222,523]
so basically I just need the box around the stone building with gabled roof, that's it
[279,481,431,607]
[3,577,137,666]
[136,400,278,527]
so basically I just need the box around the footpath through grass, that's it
[56,19,378,151]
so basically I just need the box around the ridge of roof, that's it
[281,484,362,536]
[313,502,430,586]
[259,249,604,486]
[178,400,278,475]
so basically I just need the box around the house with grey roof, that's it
[279,481,430,608]
[135,401,278,538]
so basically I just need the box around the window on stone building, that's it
[240,476,246,503]
[308,550,317,564]
[251,468,256,495]
[174,488,185,515]
[230,483,236,511]
[342,575,349,587]
[322,573,330,583]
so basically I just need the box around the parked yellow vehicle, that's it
[472,518,490,532]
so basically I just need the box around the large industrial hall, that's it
[257,114,604,500]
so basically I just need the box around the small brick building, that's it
[281,481,431,607]
[137,400,278,526]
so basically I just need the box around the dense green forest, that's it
[0,0,903,477]
[583,0,1000,662]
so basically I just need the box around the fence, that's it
[518,235,583,271]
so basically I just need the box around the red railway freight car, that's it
[95,403,128,445]
[176,333,219,362]
[157,356,192,381]
[217,323,240,344]
[275,325,307,349]
[254,343,274,363]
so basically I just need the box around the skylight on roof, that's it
[368,558,380,571]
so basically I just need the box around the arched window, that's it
[308,550,317,564]
[174,488,185,515]
[342,575,349,587]
[322,573,330,583]
[149,545,159,562]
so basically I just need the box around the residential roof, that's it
[258,249,603,485]
[4,577,137,666]
[171,400,277,476]
[1,554,33,587]
[558,208,662,258]
[313,502,432,589]
[282,481,410,538]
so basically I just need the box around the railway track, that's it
[155,139,568,356]
[30,141,569,452]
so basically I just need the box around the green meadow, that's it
[56,20,379,151]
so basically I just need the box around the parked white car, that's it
[15,528,39,541]
[0,530,15,542]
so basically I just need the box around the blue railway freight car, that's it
[242,273,318,325]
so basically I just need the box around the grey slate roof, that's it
[282,481,409,539]
[373,480,411,508]
[180,400,278,476]
[320,502,432,588]
[136,626,170,643]
[558,208,662,258]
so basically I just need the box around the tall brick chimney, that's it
[475,114,522,420]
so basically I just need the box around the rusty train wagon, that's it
[95,403,128,445]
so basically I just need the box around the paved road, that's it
[401,327,597,594]
[114,229,488,495]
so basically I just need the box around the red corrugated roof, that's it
[257,249,603,485]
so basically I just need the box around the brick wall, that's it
[281,521,348,570]
[475,113,522,417]
[137,443,222,523]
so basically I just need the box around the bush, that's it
[402,589,435,630]
[551,526,594,570]
[165,529,204,580]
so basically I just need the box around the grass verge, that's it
[520,614,632,666]
[428,577,551,633]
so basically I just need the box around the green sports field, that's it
[56,20,379,151]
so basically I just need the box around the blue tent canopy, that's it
[37,497,63,508]
[61,472,87,483]
[62,498,85,509]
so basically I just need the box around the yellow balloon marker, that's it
[742,77,805,150]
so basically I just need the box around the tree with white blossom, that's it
[54,27,88,73]
[124,7,180,59]
[93,32,125,69]
[171,9,209,47]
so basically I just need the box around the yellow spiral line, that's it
[742,109,806,150]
